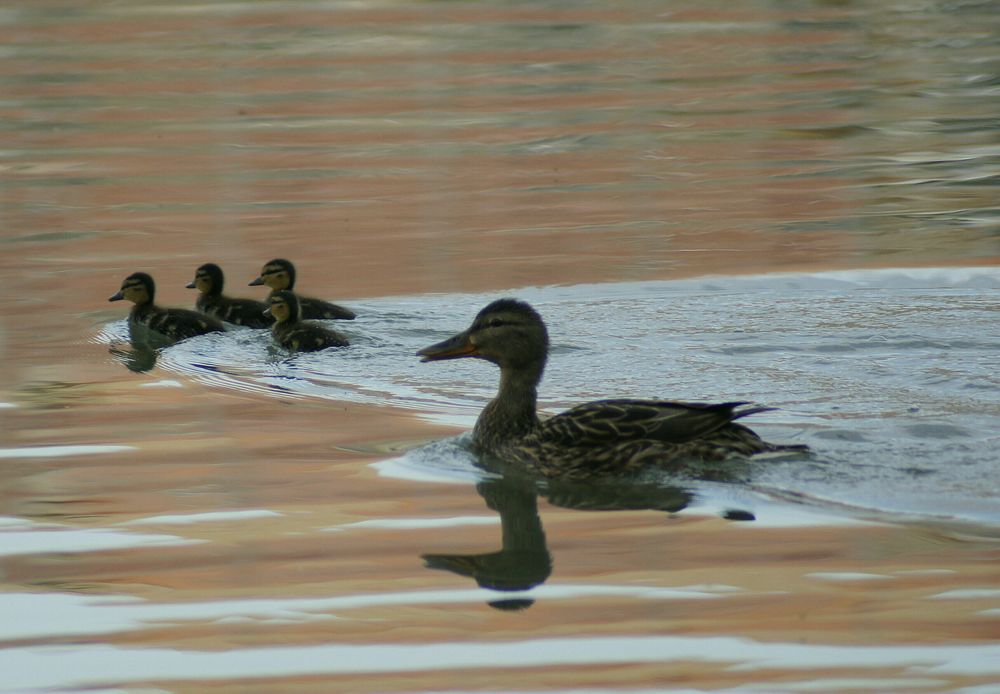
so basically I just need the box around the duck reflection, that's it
[422,472,697,611]
[423,475,552,611]
[107,324,171,373]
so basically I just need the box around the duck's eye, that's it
[487,318,505,328]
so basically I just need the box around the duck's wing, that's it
[282,323,349,351]
[150,307,225,340]
[217,297,272,328]
[536,399,766,447]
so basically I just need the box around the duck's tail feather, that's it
[730,404,778,420]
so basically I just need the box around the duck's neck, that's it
[474,363,543,451]
[130,301,156,321]
[196,292,218,311]
[272,316,300,336]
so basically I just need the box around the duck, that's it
[266,290,349,352]
[418,298,808,479]
[186,262,273,328]
[249,258,356,320]
[109,272,225,342]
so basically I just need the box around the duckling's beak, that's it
[263,307,272,317]
[185,281,196,289]
[108,290,124,302]
[249,276,264,286]
[418,330,478,362]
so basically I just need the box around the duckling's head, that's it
[265,290,301,324]
[418,298,550,372]
[109,272,155,305]
[186,263,224,295]
[249,258,295,291]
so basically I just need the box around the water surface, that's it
[97,266,1000,525]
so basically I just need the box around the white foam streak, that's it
[0,445,135,459]
[1,634,998,692]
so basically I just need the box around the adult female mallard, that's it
[418,298,808,479]
[110,272,225,342]
[186,262,273,328]
[266,290,349,352]
[249,258,356,320]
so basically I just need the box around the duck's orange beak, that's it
[418,330,478,362]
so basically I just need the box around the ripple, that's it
[0,520,201,558]
[120,510,283,526]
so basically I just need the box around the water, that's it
[3,0,1000,691]
[98,266,1000,525]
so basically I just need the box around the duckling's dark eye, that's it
[487,318,505,328]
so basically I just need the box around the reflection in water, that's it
[107,322,172,373]
[108,342,158,373]
[540,476,694,515]
[424,471,705,610]
[423,477,552,611]
[106,319,236,374]
[423,478,552,609]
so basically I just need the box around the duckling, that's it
[249,258,356,320]
[418,298,808,479]
[266,290,349,352]
[186,262,273,328]
[109,272,225,342]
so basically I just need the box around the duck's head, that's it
[418,298,549,372]
[249,258,295,291]
[109,272,155,305]
[186,263,224,295]
[264,290,300,324]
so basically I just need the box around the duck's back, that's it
[198,294,272,328]
[273,320,349,352]
[297,296,356,320]
[536,400,765,447]
[512,422,774,478]
[133,305,225,341]
[503,399,800,478]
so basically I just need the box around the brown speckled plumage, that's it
[418,298,808,479]
[187,263,273,328]
[267,290,349,352]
